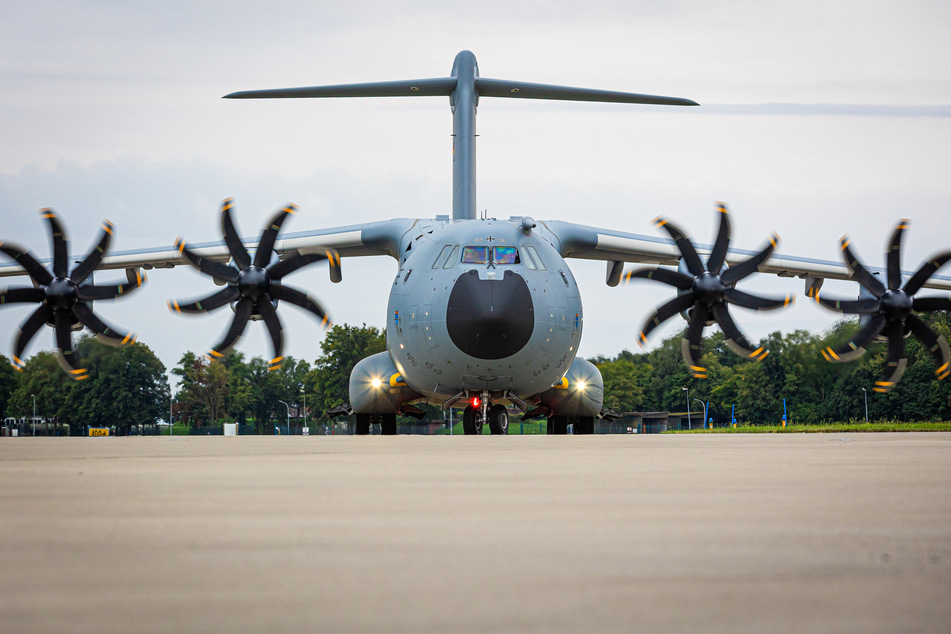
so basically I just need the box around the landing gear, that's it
[354,413,398,435]
[548,416,568,435]
[355,413,371,435]
[547,415,595,434]
[462,405,483,435]
[574,416,595,434]
[488,404,509,435]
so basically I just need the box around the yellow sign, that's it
[88,428,110,437]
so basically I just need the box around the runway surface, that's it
[2,433,950,633]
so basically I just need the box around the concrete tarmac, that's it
[2,433,950,633]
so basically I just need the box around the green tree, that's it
[306,324,385,418]
[8,351,72,431]
[0,354,19,418]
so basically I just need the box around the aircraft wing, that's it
[0,219,415,279]
[542,220,951,291]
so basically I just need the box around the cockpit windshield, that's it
[493,246,518,264]
[461,245,521,265]
[461,246,489,264]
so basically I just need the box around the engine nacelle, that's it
[349,351,423,414]
[536,356,603,418]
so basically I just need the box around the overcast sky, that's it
[2,0,951,381]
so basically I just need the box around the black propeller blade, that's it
[624,203,793,378]
[0,210,144,379]
[169,198,337,370]
[814,220,951,392]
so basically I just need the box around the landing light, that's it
[576,381,587,392]
[371,378,383,389]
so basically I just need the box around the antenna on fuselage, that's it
[224,51,699,222]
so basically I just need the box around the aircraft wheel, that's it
[381,413,398,435]
[462,406,483,435]
[355,413,371,435]
[549,416,569,435]
[575,416,595,434]
[488,404,509,435]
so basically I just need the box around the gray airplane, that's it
[3,51,951,431]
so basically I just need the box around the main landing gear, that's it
[462,403,509,435]
[547,416,595,435]
[354,413,397,435]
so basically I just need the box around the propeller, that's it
[0,209,144,379]
[168,198,338,370]
[624,203,793,378]
[813,220,951,392]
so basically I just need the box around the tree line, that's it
[2,314,950,433]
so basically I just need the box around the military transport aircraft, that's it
[3,51,951,433]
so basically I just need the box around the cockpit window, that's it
[523,245,546,271]
[442,245,459,268]
[432,245,453,269]
[493,246,519,264]
[462,246,489,264]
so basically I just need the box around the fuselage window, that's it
[442,245,459,268]
[432,245,453,269]
[493,246,519,264]
[462,246,489,264]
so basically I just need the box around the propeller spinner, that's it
[624,204,793,377]
[813,220,951,392]
[168,199,338,370]
[0,209,143,379]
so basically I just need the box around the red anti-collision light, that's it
[471,397,480,408]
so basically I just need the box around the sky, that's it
[2,0,951,382]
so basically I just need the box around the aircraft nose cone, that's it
[447,269,534,360]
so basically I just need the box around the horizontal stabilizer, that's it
[224,77,457,100]
[475,78,698,106]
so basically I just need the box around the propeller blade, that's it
[168,286,240,314]
[175,238,239,284]
[724,288,794,311]
[72,302,137,347]
[706,203,731,274]
[42,209,70,278]
[70,220,114,284]
[623,266,693,290]
[12,304,53,370]
[0,243,53,286]
[220,198,252,270]
[255,298,285,371]
[720,234,780,285]
[820,314,886,363]
[54,309,89,380]
[652,217,704,276]
[813,295,881,315]
[681,303,709,377]
[267,252,330,281]
[1,287,45,305]
[205,297,253,361]
[913,295,951,312]
[636,293,695,346]
[77,269,147,301]
[904,252,951,296]
[269,283,331,326]
[839,236,886,298]
[253,204,297,268]
[873,320,908,392]
[906,314,951,381]
[712,302,768,361]
[886,220,908,290]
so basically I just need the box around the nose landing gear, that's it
[461,401,509,435]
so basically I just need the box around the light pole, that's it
[278,400,290,436]
[682,387,690,430]
[32,394,36,437]
[169,399,174,437]
[862,387,868,423]
[693,398,707,429]
[301,390,306,435]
